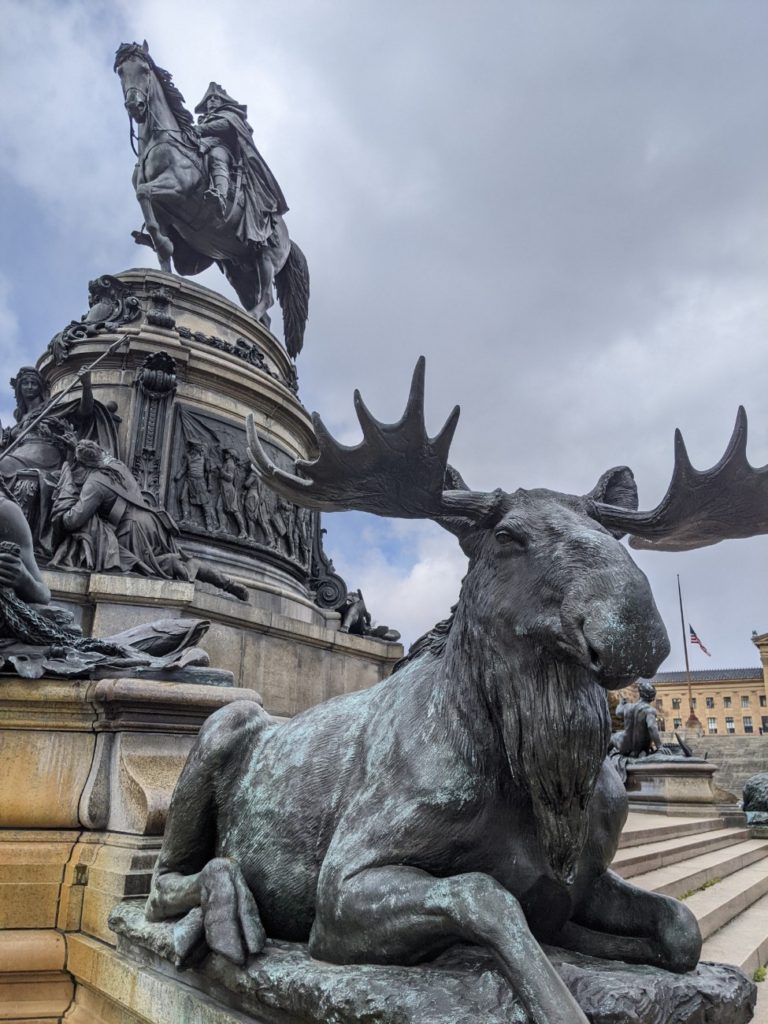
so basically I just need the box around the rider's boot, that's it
[205,171,229,217]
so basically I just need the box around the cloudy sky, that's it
[1,0,767,670]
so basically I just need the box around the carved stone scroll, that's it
[129,352,178,503]
[48,275,142,364]
[310,514,347,609]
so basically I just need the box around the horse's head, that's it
[115,41,154,122]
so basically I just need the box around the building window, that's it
[762,716,768,734]
[672,698,681,710]
[655,700,663,710]
[691,698,697,709]
[673,718,682,729]
[707,717,717,734]
[706,697,714,709]
[723,696,732,708]
[743,716,753,734]
[760,695,766,708]
[725,717,735,734]
[741,695,750,708]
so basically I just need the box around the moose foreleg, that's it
[311,866,589,1024]
[561,869,701,972]
[145,700,268,965]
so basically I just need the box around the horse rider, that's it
[193,82,288,246]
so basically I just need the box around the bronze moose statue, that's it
[144,359,766,1023]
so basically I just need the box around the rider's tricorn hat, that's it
[194,82,247,116]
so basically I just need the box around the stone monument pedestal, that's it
[44,568,401,718]
[626,760,745,824]
[0,674,262,1019]
[37,269,403,716]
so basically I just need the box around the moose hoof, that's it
[197,858,266,965]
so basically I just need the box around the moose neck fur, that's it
[437,569,612,885]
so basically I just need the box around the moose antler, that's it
[247,357,502,523]
[595,407,768,551]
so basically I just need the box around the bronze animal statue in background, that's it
[144,359,767,1024]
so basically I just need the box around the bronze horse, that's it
[115,42,309,357]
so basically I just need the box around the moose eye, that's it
[495,527,528,551]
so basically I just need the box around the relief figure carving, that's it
[218,448,247,540]
[50,440,247,601]
[0,367,120,557]
[173,439,217,532]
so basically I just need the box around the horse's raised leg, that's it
[135,184,174,272]
[135,189,171,269]
[560,868,701,972]
[310,864,589,1024]
[135,168,191,272]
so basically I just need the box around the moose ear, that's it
[437,464,485,558]
[589,465,638,510]
[588,466,638,539]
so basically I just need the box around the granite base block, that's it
[109,902,756,1024]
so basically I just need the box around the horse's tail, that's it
[275,240,310,359]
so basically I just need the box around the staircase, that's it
[614,812,768,1019]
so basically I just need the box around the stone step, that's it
[700,890,768,976]
[617,814,724,849]
[613,827,750,878]
[627,839,768,898]
[684,863,768,940]
[754,978,768,1024]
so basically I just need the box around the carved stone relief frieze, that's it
[167,407,315,571]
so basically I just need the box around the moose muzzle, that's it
[561,564,670,689]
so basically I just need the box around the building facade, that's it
[648,667,768,736]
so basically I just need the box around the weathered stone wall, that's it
[43,570,401,717]
[688,734,768,799]
[0,675,263,1018]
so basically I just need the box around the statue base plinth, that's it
[0,674,264,1019]
[44,567,402,717]
[94,901,756,1024]
[626,760,746,824]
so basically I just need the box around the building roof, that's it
[649,668,763,684]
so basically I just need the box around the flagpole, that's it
[677,574,699,729]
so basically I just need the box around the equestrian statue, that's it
[115,42,309,358]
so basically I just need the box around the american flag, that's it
[689,624,711,657]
